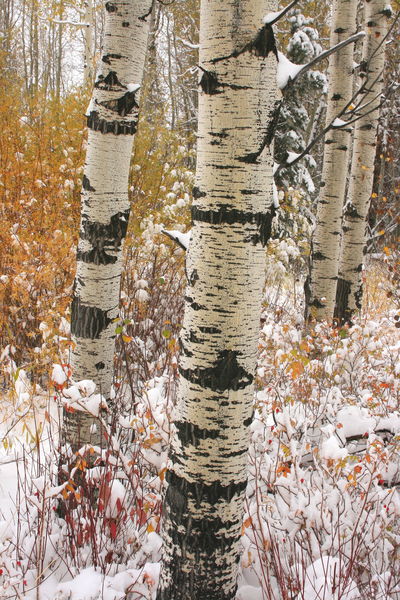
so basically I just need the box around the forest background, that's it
[0,0,399,599]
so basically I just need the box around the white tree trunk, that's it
[65,0,152,452]
[306,0,357,321]
[335,0,390,322]
[83,0,94,87]
[156,0,278,598]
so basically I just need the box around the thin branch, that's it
[274,83,367,176]
[364,9,399,67]
[263,0,301,26]
[285,32,365,88]
[275,70,397,176]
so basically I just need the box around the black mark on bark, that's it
[102,53,122,64]
[139,1,153,21]
[192,205,274,247]
[199,326,221,334]
[239,100,281,162]
[334,277,352,324]
[87,111,138,135]
[82,175,95,191]
[95,71,125,91]
[105,2,117,12]
[192,186,206,199]
[98,90,138,117]
[71,299,113,339]
[199,67,252,95]
[77,209,130,265]
[312,251,328,261]
[211,23,277,64]
[179,349,253,392]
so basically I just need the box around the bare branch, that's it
[283,31,365,89]
[263,0,301,26]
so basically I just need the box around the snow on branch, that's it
[176,37,199,50]
[263,0,301,26]
[278,31,365,90]
[162,229,191,251]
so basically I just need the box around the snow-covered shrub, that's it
[241,305,400,599]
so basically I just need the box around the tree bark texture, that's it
[65,0,152,452]
[335,0,390,323]
[306,0,357,322]
[156,1,278,598]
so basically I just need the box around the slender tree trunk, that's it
[56,19,63,101]
[335,0,391,323]
[156,1,278,598]
[83,0,94,87]
[65,0,152,452]
[30,0,39,93]
[306,0,357,321]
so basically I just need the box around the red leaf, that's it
[109,520,117,540]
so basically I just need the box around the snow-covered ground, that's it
[0,295,399,599]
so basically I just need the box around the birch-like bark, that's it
[306,0,357,321]
[335,0,391,323]
[156,1,278,598]
[65,0,152,452]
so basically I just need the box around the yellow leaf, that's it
[158,467,167,481]
[142,436,162,448]
[147,523,155,533]
[287,360,304,378]
[122,334,133,343]
[241,516,252,535]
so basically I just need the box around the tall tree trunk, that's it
[83,0,94,87]
[306,0,357,322]
[55,4,63,102]
[156,0,278,598]
[335,0,391,323]
[64,0,152,452]
[30,0,39,93]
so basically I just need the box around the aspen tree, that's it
[335,0,391,323]
[156,0,278,597]
[83,0,94,87]
[306,0,357,321]
[65,0,152,451]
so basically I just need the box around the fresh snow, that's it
[127,83,140,93]
[277,52,304,89]
[332,117,351,128]
[162,229,191,250]
[263,9,286,24]
[0,288,399,600]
